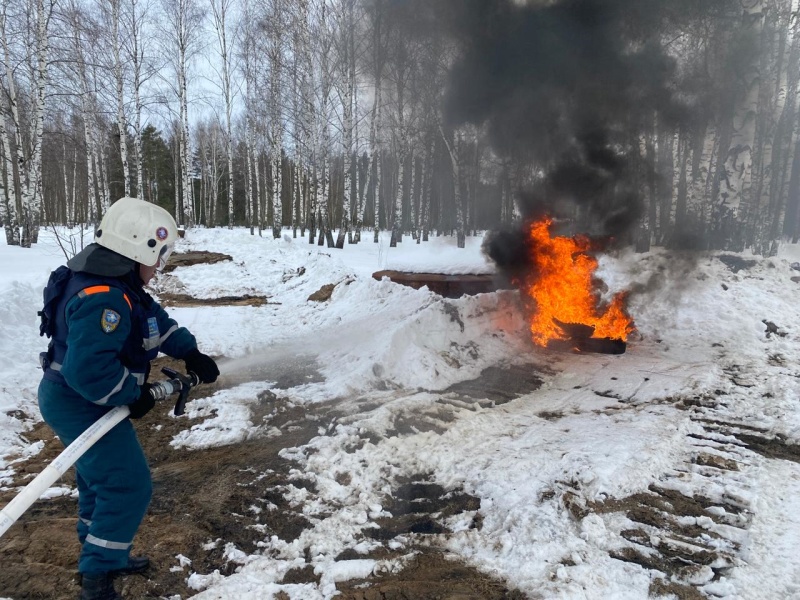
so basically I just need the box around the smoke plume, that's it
[437,0,735,257]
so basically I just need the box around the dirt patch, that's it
[162,251,232,272]
[0,356,526,599]
[158,292,274,307]
[335,549,528,600]
[0,355,325,600]
[442,364,546,405]
[156,250,271,307]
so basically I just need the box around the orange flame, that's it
[522,218,633,346]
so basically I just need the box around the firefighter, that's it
[37,197,219,600]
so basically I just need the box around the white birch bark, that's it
[62,135,73,226]
[0,110,19,244]
[0,8,20,243]
[21,0,50,244]
[161,0,200,226]
[268,0,283,238]
[245,120,254,233]
[439,124,465,248]
[209,0,236,228]
[390,71,407,247]
[110,0,130,197]
[127,0,148,199]
[420,134,433,240]
[315,0,335,247]
[723,0,764,218]
[336,0,356,248]
[68,10,100,222]
[241,0,255,233]
[295,0,315,240]
[2,0,51,245]
[255,149,263,235]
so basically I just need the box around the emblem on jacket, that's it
[101,309,121,333]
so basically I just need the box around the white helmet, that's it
[95,197,178,268]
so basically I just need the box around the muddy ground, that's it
[2,252,793,599]
[0,252,532,599]
[0,353,532,600]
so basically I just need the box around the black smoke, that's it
[424,0,741,272]
[435,0,735,265]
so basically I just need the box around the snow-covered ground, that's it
[2,226,800,599]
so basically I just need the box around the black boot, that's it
[79,573,122,600]
[110,555,150,576]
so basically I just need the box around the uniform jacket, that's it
[42,244,196,407]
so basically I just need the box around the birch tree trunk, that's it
[163,0,200,226]
[130,0,146,198]
[769,1,800,240]
[255,150,263,235]
[316,0,334,248]
[336,0,356,249]
[69,10,100,223]
[4,0,50,246]
[209,0,236,229]
[245,121,255,233]
[439,125,465,248]
[719,0,764,249]
[268,0,283,239]
[419,134,433,242]
[0,111,19,245]
[295,0,315,242]
[110,0,130,197]
[390,67,408,247]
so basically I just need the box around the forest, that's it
[2,0,800,253]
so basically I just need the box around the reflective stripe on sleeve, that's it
[92,368,130,406]
[143,324,178,351]
[158,324,179,344]
[85,534,131,551]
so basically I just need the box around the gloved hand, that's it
[128,384,155,419]
[184,348,220,384]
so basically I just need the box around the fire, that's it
[522,218,633,346]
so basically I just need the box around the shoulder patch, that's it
[101,309,121,333]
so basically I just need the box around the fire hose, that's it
[0,368,198,539]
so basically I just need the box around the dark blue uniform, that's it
[38,248,196,575]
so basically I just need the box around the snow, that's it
[3,226,800,599]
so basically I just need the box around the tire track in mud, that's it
[568,359,800,600]
[282,363,547,599]
[0,359,539,599]
[0,355,330,600]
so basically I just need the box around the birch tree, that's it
[302,2,316,239]
[263,0,284,238]
[714,0,764,248]
[107,0,131,197]
[161,0,203,227]
[0,6,20,245]
[208,0,238,227]
[335,0,356,248]
[359,0,387,243]
[313,0,336,247]
[387,24,411,247]
[1,0,53,246]
[241,0,257,233]
[124,0,158,200]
